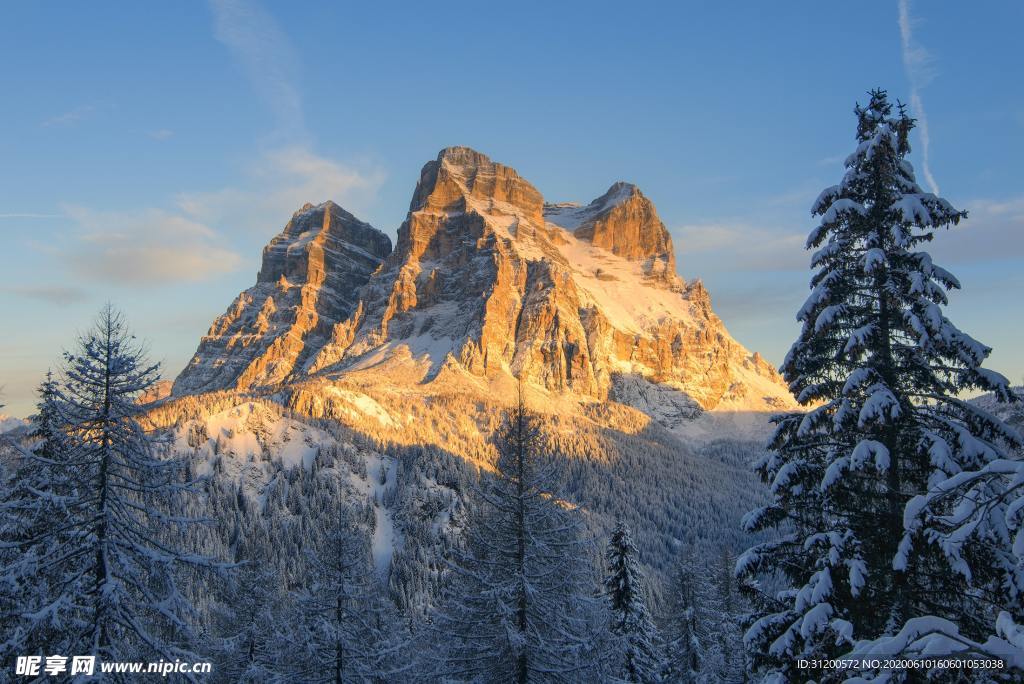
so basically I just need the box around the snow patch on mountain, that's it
[543,182,637,231]
[610,374,704,427]
[554,228,692,334]
[324,386,399,428]
[355,453,402,579]
[181,402,324,472]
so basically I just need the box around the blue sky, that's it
[2,0,1022,417]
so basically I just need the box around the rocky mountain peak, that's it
[175,147,796,417]
[437,145,495,172]
[173,202,391,395]
[544,182,677,281]
[410,146,544,220]
[257,200,392,286]
[595,180,642,206]
[684,278,711,309]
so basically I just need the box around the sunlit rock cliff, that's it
[174,146,795,426]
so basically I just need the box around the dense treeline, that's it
[1,307,754,682]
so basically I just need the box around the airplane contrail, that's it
[898,0,940,195]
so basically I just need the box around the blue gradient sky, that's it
[2,1,1022,416]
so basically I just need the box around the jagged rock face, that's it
[545,182,676,281]
[137,379,173,405]
[257,201,392,292]
[173,202,392,395]
[308,147,551,383]
[176,146,794,413]
[407,146,544,222]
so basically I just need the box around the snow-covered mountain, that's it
[174,146,795,428]
[0,414,27,434]
[156,147,800,603]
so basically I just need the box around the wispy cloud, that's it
[197,0,384,237]
[60,206,242,285]
[6,285,88,307]
[898,0,940,195]
[709,280,806,323]
[929,195,1024,265]
[675,191,1024,285]
[816,153,847,168]
[176,146,385,233]
[0,213,63,219]
[674,222,807,273]
[209,0,304,139]
[668,219,810,350]
[41,105,96,128]
[763,179,829,210]
[21,0,382,295]
[32,145,382,290]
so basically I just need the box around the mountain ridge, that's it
[173,146,795,428]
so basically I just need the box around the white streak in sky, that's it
[0,213,62,219]
[209,0,304,139]
[41,105,96,128]
[898,0,940,195]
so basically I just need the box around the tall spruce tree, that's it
[663,549,705,683]
[30,371,66,461]
[839,446,1024,676]
[1,372,73,659]
[215,558,286,683]
[705,548,747,682]
[0,305,218,677]
[433,387,600,682]
[286,507,400,683]
[604,520,662,683]
[737,90,1020,680]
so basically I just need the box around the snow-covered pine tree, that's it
[286,506,400,683]
[433,387,601,683]
[30,371,67,461]
[0,396,34,658]
[737,89,1021,681]
[1,371,82,659]
[214,557,287,683]
[604,520,662,683]
[662,548,705,683]
[841,434,1024,675]
[0,305,219,678]
[703,548,746,682]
